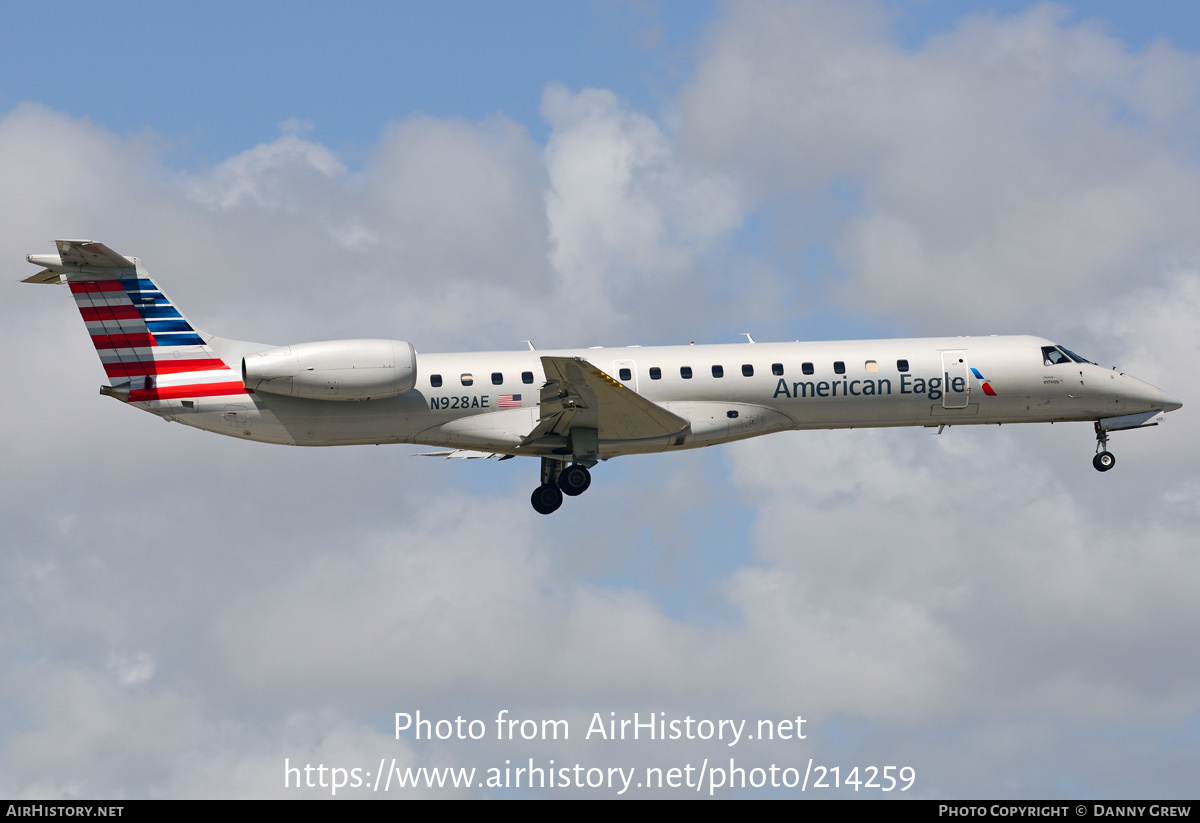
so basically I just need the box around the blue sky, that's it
[5,2,1196,164]
[2,0,1198,799]
[1,1,713,162]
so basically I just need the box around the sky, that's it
[2,0,1198,799]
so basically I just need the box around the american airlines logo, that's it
[970,367,997,396]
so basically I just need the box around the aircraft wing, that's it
[414,449,509,459]
[522,356,689,445]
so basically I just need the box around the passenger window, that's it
[802,362,814,375]
[619,368,632,381]
[491,372,503,385]
[522,371,534,384]
[742,364,753,377]
[834,361,845,375]
[865,360,878,373]
[772,363,784,376]
[712,365,724,378]
[430,374,443,388]
[650,367,662,380]
[897,359,909,373]
[681,366,693,379]
[461,373,474,386]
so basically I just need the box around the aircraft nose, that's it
[1122,376,1182,413]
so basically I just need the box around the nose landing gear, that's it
[1093,421,1116,472]
[530,458,594,514]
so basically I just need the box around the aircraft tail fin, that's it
[25,240,249,403]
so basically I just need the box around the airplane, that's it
[24,240,1183,515]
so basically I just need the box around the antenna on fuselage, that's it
[522,340,536,351]
[741,333,756,343]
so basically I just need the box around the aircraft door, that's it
[940,350,969,409]
[611,359,639,393]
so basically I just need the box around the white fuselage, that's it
[26,240,1181,514]
[141,334,1175,459]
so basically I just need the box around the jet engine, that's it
[242,339,417,401]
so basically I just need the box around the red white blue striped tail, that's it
[27,241,248,402]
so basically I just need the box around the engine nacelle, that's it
[242,339,417,401]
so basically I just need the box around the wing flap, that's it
[525,356,688,444]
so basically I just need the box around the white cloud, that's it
[679,1,1200,332]
[183,133,346,211]
[107,652,156,686]
[543,84,742,334]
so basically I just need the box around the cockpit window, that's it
[1042,346,1072,366]
[1059,346,1094,365]
[1043,345,1095,366]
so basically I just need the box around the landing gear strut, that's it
[1093,421,1116,472]
[530,458,593,514]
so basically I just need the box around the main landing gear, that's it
[530,457,593,514]
[1092,421,1116,473]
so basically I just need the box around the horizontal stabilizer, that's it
[24,240,135,281]
[55,240,134,269]
[21,268,64,285]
